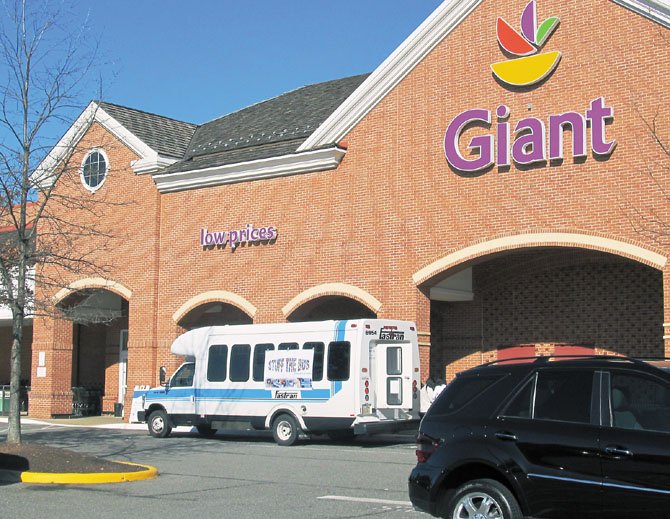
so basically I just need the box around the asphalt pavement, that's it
[0,418,425,519]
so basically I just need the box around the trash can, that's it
[114,403,123,417]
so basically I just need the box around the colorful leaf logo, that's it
[491,0,561,87]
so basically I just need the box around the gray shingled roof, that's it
[97,102,197,159]
[159,73,369,175]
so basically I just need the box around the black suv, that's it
[409,356,670,518]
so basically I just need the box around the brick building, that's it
[21,0,670,418]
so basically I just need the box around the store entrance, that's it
[425,248,663,381]
[59,288,129,416]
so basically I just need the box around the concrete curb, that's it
[1,462,158,485]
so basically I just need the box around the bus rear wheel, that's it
[272,414,299,446]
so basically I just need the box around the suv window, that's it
[610,371,670,433]
[430,374,506,415]
[534,370,593,423]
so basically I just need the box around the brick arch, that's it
[412,232,668,286]
[53,277,132,304]
[282,283,382,318]
[172,290,257,324]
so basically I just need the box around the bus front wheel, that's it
[148,409,172,438]
[272,414,299,446]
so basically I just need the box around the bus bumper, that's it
[353,418,419,435]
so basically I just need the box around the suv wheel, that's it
[442,479,521,519]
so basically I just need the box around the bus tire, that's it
[272,413,299,446]
[148,409,172,438]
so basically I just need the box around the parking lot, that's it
[0,421,426,519]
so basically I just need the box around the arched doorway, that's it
[287,295,376,322]
[177,302,253,329]
[57,288,129,416]
[422,247,664,381]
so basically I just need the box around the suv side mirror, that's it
[159,366,167,386]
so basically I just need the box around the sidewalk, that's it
[0,415,148,431]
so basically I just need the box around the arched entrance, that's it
[283,283,380,322]
[287,295,376,322]
[421,246,664,381]
[57,288,129,416]
[177,302,253,329]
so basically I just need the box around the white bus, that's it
[130,319,420,445]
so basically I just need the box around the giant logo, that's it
[491,0,561,87]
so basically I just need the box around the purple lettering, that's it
[586,97,616,156]
[549,112,587,160]
[496,105,510,167]
[229,230,239,249]
[512,118,546,165]
[444,108,493,172]
[444,97,615,172]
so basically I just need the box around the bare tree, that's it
[0,0,119,444]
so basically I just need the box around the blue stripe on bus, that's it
[142,387,333,401]
[336,320,347,341]
[331,320,347,396]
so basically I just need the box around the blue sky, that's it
[82,1,443,124]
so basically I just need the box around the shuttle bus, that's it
[130,319,420,445]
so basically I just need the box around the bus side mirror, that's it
[159,366,167,386]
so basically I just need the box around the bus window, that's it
[207,345,228,382]
[303,342,324,381]
[230,344,251,382]
[253,343,274,381]
[278,342,299,350]
[327,341,350,381]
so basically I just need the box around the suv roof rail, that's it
[474,354,654,370]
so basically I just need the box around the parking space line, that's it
[318,495,412,506]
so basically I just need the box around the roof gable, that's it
[97,102,196,159]
[298,0,669,152]
[35,101,196,185]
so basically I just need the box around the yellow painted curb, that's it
[20,462,158,485]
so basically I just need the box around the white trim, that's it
[172,290,257,323]
[430,286,474,302]
[611,0,670,27]
[132,155,179,175]
[33,102,176,187]
[282,283,382,318]
[297,0,483,151]
[412,233,668,285]
[80,148,110,193]
[53,277,133,304]
[152,147,346,193]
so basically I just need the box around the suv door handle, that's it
[495,431,518,442]
[604,445,633,457]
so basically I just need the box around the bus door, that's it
[372,338,413,413]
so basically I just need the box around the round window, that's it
[81,150,108,192]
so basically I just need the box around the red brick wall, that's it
[28,1,670,417]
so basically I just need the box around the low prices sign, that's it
[264,349,314,392]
